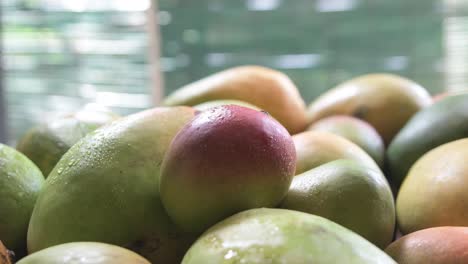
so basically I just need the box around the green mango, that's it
[293,131,381,175]
[0,144,44,255]
[182,208,396,263]
[281,160,395,248]
[17,105,119,177]
[308,116,385,168]
[27,107,197,264]
[387,94,468,188]
[17,242,150,264]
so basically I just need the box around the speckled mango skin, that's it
[160,105,296,233]
[27,107,196,264]
[281,160,395,248]
[387,94,468,188]
[16,107,119,177]
[0,144,44,254]
[385,227,468,264]
[396,139,468,235]
[163,65,309,134]
[17,242,150,264]
[307,73,432,145]
[308,116,385,168]
[293,131,381,175]
[182,208,396,264]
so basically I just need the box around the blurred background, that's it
[1,0,468,144]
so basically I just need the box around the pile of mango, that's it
[1,66,468,264]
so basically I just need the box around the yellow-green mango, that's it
[27,107,197,263]
[17,105,119,177]
[281,159,394,248]
[182,208,396,263]
[308,115,385,167]
[0,144,44,255]
[17,242,150,264]
[307,73,431,144]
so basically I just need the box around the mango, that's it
[182,208,396,263]
[163,65,308,134]
[281,160,394,248]
[17,104,119,177]
[27,107,197,263]
[194,99,261,112]
[385,227,468,264]
[308,116,384,167]
[307,73,432,144]
[160,105,296,233]
[0,144,44,255]
[293,131,380,175]
[387,94,468,187]
[396,139,468,234]
[17,242,150,264]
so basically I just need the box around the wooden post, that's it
[146,0,164,105]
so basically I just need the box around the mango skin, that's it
[194,99,261,112]
[387,94,468,188]
[182,208,396,264]
[27,107,197,264]
[163,65,308,134]
[17,242,150,264]
[16,106,119,177]
[281,159,394,248]
[160,105,296,233]
[396,139,468,234]
[307,73,432,144]
[0,144,44,254]
[293,131,380,175]
[308,116,384,167]
[385,227,468,264]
